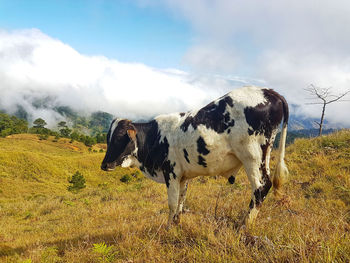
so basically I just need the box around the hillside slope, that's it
[0,132,349,262]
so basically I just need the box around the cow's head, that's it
[101,119,138,171]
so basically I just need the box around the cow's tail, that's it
[273,95,289,197]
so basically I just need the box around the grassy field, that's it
[0,131,349,262]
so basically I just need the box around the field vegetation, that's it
[0,131,349,262]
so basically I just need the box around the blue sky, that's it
[0,0,191,68]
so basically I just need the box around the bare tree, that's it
[305,84,350,136]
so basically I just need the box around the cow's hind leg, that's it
[241,143,272,227]
[166,177,180,229]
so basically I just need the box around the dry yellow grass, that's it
[0,131,349,262]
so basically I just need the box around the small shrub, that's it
[38,134,49,140]
[120,174,132,183]
[99,149,104,153]
[92,242,117,263]
[23,211,33,220]
[67,171,86,193]
[101,192,114,202]
[84,136,96,147]
[63,200,75,206]
[98,182,109,190]
[132,170,143,181]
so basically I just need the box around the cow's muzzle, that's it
[101,162,116,171]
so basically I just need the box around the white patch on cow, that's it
[241,144,264,190]
[155,113,183,140]
[121,144,140,168]
[121,156,133,168]
[227,86,266,108]
[109,118,122,143]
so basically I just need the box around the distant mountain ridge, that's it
[1,105,113,136]
[1,101,347,136]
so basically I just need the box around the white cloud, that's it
[257,50,350,125]
[183,44,239,74]
[0,29,239,127]
[144,0,350,126]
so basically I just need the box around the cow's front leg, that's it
[166,177,180,229]
[176,179,188,217]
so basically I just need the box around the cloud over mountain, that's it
[0,29,239,126]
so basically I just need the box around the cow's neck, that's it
[133,120,160,165]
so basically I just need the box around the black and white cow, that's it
[101,86,289,228]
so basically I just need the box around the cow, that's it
[101,86,289,228]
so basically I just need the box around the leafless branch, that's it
[305,84,350,136]
[335,100,350,102]
[325,90,350,104]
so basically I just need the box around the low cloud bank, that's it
[0,29,241,126]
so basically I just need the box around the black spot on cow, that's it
[183,148,190,163]
[162,160,177,188]
[227,119,235,126]
[254,183,272,207]
[179,112,186,117]
[224,112,230,122]
[198,155,207,167]
[247,128,254,136]
[196,136,210,155]
[249,199,254,209]
[180,95,235,133]
[227,129,231,134]
[244,89,288,138]
[228,176,235,184]
[133,121,176,187]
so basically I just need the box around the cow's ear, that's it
[127,129,137,141]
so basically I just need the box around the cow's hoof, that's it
[182,208,190,214]
[173,214,180,225]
